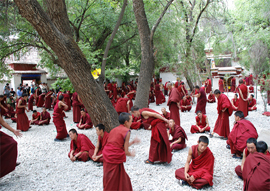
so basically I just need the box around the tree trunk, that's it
[14,0,119,132]
[132,0,155,108]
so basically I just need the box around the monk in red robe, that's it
[235,138,257,179]
[210,90,233,138]
[180,96,192,112]
[193,86,207,114]
[161,107,170,119]
[28,94,34,111]
[190,111,210,133]
[112,82,118,100]
[115,96,130,115]
[72,92,83,123]
[175,136,214,189]
[36,92,45,107]
[226,111,258,158]
[164,81,169,96]
[0,95,8,117]
[231,94,239,111]
[205,77,212,94]
[89,124,109,163]
[130,114,143,130]
[207,91,216,103]
[248,85,254,93]
[155,82,165,105]
[167,82,181,126]
[103,112,140,191]
[131,106,172,164]
[34,87,41,105]
[3,103,15,118]
[186,94,193,104]
[219,78,224,93]
[77,109,93,129]
[243,141,270,191]
[231,77,236,92]
[16,94,30,131]
[168,119,187,151]
[53,95,68,141]
[44,90,53,110]
[63,92,71,111]
[178,82,186,100]
[0,114,22,178]
[238,79,249,117]
[30,110,41,125]
[38,107,51,125]
[68,129,95,162]
[247,94,257,111]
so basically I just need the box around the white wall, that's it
[11,74,22,90]
[40,74,47,83]
[160,72,178,84]
[212,77,219,91]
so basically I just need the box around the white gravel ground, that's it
[0,91,269,191]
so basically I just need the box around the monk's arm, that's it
[241,151,246,171]
[128,136,140,147]
[93,140,100,159]
[17,99,25,108]
[142,111,168,123]
[124,132,135,157]
[185,148,192,179]
[192,93,200,98]
[59,101,68,110]
[205,117,210,129]
[238,88,248,101]
[167,130,170,140]
[196,122,201,130]
[127,100,130,112]
[0,115,22,138]
[171,137,182,146]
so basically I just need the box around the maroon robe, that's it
[180,99,192,112]
[206,79,212,94]
[115,98,129,115]
[30,112,41,125]
[89,131,109,163]
[0,131,18,178]
[232,98,239,111]
[53,101,67,140]
[155,84,165,105]
[76,113,93,129]
[169,125,187,151]
[130,115,142,130]
[103,125,133,191]
[162,111,170,120]
[207,94,216,103]
[36,93,45,107]
[39,111,51,125]
[0,98,7,116]
[28,94,34,111]
[4,106,15,118]
[167,88,181,126]
[213,94,233,138]
[68,134,95,162]
[248,98,257,111]
[112,84,117,100]
[238,84,248,117]
[248,86,254,93]
[16,98,30,131]
[140,108,172,163]
[72,92,82,123]
[195,87,207,114]
[175,145,215,189]
[231,77,236,92]
[243,152,270,191]
[44,91,53,109]
[219,79,224,92]
[191,114,210,133]
[63,93,71,111]
[227,119,258,156]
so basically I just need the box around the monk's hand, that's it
[170,143,173,148]
[189,175,195,183]
[132,137,141,145]
[13,130,22,138]
[4,108,8,112]
[148,125,152,130]
[185,172,190,180]
[130,150,136,157]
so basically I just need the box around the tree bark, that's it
[14,0,119,132]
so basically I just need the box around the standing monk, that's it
[205,77,212,94]
[63,92,71,111]
[115,96,130,115]
[219,77,224,93]
[103,112,140,191]
[226,111,258,159]
[238,79,249,117]
[168,119,187,151]
[231,77,236,92]
[131,106,172,164]
[210,90,233,138]
[0,114,22,178]
[16,94,30,131]
[175,136,215,189]
[167,83,181,126]
[28,94,34,111]
[193,85,207,114]
[45,89,53,110]
[155,82,165,106]
[72,92,83,123]
[53,95,68,141]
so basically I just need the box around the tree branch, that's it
[110,33,137,50]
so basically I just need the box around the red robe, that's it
[249,74,253,85]
[44,91,53,109]
[72,92,82,123]
[175,145,215,189]
[63,93,71,111]
[36,93,45,107]
[191,115,210,133]
[232,98,239,111]
[248,86,254,93]
[162,111,170,120]
[169,125,187,151]
[155,84,165,104]
[16,98,30,131]
[112,84,117,100]
[89,131,109,163]
[227,119,258,155]
[68,134,95,162]
[248,98,257,111]
[238,84,248,117]
[219,79,224,92]
[140,108,172,163]
[178,85,186,100]
[167,88,181,126]
[243,152,270,191]
[195,87,207,114]
[130,115,142,130]
[76,113,93,129]
[31,112,41,125]
[115,98,129,114]
[0,98,7,116]
[4,106,15,118]
[28,94,34,111]
[206,79,212,94]
[231,78,236,92]
[103,125,133,191]
[53,101,67,140]
[180,99,192,112]
[213,94,233,138]
[207,94,216,103]
[39,111,51,125]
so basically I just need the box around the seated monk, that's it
[231,94,239,111]
[115,96,130,115]
[248,94,257,111]
[11,114,17,123]
[38,107,51,125]
[130,114,143,130]
[190,111,210,134]
[175,136,215,189]
[30,110,40,125]
[4,104,15,118]
[226,111,258,159]
[168,119,187,151]
[180,96,192,112]
[68,128,95,162]
[235,138,257,179]
[77,109,93,129]
[248,85,254,93]
[186,94,193,105]
[89,124,109,163]
[243,141,270,191]
[207,91,216,103]
[161,107,170,119]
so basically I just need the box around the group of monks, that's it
[1,75,270,191]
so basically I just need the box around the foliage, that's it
[51,78,75,93]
